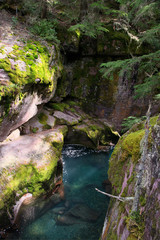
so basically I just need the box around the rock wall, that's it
[55,26,160,131]
[101,116,160,240]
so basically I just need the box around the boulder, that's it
[21,109,56,134]
[56,213,82,225]
[0,10,62,141]
[0,126,67,228]
[67,203,99,222]
[53,110,81,126]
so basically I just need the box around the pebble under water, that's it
[10,145,112,240]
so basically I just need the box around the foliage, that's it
[11,16,18,27]
[154,94,160,100]
[30,19,59,43]
[68,19,109,38]
[139,24,160,50]
[22,0,40,15]
[100,50,160,98]
[0,41,57,104]
[121,116,146,133]
[125,210,145,239]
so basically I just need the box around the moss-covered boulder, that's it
[0,10,62,141]
[101,115,160,240]
[0,126,67,228]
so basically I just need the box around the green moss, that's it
[0,133,64,212]
[48,102,70,112]
[74,124,101,146]
[106,230,117,240]
[0,45,5,54]
[127,236,138,240]
[150,115,159,126]
[32,127,38,133]
[140,195,146,207]
[121,129,145,163]
[59,125,68,136]
[0,40,60,104]
[38,113,48,125]
[0,199,4,209]
[109,125,146,195]
[12,45,19,50]
[125,211,145,239]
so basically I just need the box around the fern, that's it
[68,19,109,38]
[100,50,160,98]
[30,19,60,43]
[90,1,109,11]
[100,58,140,79]
[121,116,146,132]
[154,94,160,100]
[139,24,160,50]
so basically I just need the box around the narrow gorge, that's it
[0,0,160,239]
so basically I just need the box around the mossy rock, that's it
[73,120,119,148]
[108,115,159,195]
[0,31,62,141]
[0,40,60,102]
[0,126,67,228]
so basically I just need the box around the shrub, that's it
[30,19,60,43]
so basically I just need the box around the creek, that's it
[8,145,112,240]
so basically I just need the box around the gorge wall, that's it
[101,116,160,240]
[55,27,160,131]
[0,1,160,239]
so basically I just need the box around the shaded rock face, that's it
[55,26,160,131]
[55,203,99,226]
[143,124,160,240]
[0,126,67,228]
[45,101,119,148]
[101,117,160,240]
[56,56,160,131]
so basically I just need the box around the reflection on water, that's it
[10,145,112,240]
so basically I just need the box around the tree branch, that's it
[95,188,134,202]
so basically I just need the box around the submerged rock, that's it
[56,213,82,225]
[52,207,66,215]
[55,202,100,225]
[67,203,100,222]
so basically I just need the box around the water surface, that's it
[12,145,111,240]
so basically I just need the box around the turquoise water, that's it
[10,145,111,240]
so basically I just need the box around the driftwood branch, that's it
[95,188,134,202]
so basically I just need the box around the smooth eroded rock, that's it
[0,126,67,228]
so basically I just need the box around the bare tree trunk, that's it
[79,0,89,21]
[41,0,47,19]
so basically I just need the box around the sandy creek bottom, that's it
[8,145,111,240]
